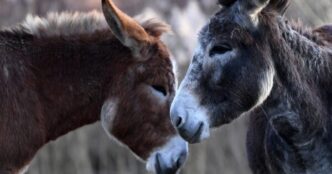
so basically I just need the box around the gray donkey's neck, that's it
[263,17,331,142]
[277,18,332,86]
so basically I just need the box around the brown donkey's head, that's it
[100,0,187,173]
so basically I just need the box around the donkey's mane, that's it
[5,10,170,38]
[18,11,109,37]
[260,9,332,133]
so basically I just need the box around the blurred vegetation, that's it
[0,0,331,174]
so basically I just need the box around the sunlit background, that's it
[0,0,331,173]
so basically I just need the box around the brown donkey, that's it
[0,0,188,173]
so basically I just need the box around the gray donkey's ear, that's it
[218,0,237,7]
[267,0,290,15]
[102,0,151,59]
[238,0,270,20]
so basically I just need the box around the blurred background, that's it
[0,0,331,174]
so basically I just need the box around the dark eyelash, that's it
[152,85,167,96]
[209,45,232,57]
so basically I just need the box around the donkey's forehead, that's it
[198,8,255,48]
[216,3,264,28]
[198,21,239,48]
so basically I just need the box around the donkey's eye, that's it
[209,44,232,57]
[151,85,167,96]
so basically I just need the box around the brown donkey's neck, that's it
[2,30,130,142]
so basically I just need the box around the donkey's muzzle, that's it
[155,151,187,174]
[146,136,188,174]
[172,113,207,144]
[170,91,210,144]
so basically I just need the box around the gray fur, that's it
[278,18,332,83]
[171,0,332,173]
[18,11,109,37]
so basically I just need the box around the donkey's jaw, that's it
[146,136,188,174]
[100,98,119,134]
[19,164,30,174]
[170,90,210,144]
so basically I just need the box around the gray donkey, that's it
[170,0,332,173]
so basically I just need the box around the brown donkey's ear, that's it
[102,0,150,59]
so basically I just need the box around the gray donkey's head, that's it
[170,0,289,143]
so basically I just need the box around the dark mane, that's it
[257,6,332,136]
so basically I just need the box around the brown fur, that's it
[314,25,332,47]
[0,4,175,174]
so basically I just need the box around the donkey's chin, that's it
[146,136,188,174]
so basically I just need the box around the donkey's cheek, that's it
[100,98,119,135]
[18,164,30,174]
[100,99,131,152]
[253,67,275,109]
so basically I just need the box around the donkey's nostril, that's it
[176,151,187,169]
[174,116,184,128]
[170,105,187,128]
[175,116,182,127]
